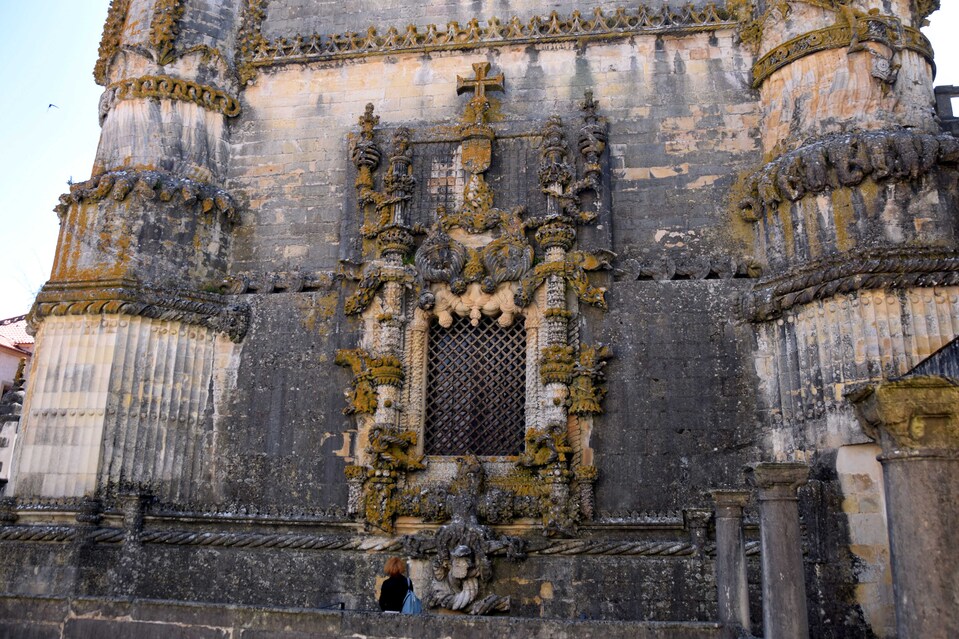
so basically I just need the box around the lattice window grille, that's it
[424,314,526,456]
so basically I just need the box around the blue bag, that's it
[401,577,423,614]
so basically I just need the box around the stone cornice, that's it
[848,376,959,451]
[743,249,959,321]
[28,279,250,342]
[736,130,959,223]
[106,74,241,118]
[94,0,131,85]
[54,169,238,223]
[751,16,933,88]
[237,3,736,81]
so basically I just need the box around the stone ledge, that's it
[0,594,723,639]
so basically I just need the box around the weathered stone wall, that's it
[261,0,667,41]
[0,532,734,622]
[5,0,957,636]
[0,594,724,639]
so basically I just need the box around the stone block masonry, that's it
[2,1,956,637]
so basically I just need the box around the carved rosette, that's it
[337,64,613,550]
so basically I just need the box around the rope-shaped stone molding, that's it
[139,530,407,551]
[90,529,127,543]
[242,3,736,72]
[0,526,77,542]
[0,524,705,557]
[744,250,959,321]
[532,540,696,556]
[751,16,933,88]
[108,75,241,117]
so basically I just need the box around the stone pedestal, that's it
[710,490,751,636]
[850,376,959,639]
[749,463,809,639]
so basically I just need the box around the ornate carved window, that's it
[424,314,526,456]
[337,64,612,540]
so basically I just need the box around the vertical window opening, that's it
[424,314,526,456]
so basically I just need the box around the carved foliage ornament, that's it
[94,0,132,85]
[54,169,238,223]
[737,130,959,222]
[150,0,186,65]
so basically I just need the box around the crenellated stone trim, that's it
[28,280,250,342]
[94,0,131,85]
[54,169,238,222]
[150,0,185,65]
[237,3,736,80]
[736,130,959,222]
[615,254,762,281]
[744,249,959,321]
[106,75,241,118]
[237,0,269,84]
[751,16,933,88]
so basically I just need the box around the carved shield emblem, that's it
[461,137,492,175]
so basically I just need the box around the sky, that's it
[0,2,957,320]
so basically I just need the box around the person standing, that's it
[378,557,412,612]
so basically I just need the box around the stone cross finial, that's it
[456,62,504,99]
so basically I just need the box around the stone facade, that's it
[1,1,956,637]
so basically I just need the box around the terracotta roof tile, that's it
[0,316,33,347]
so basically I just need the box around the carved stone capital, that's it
[748,462,809,501]
[710,489,751,518]
[848,376,959,452]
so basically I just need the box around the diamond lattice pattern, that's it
[424,314,526,456]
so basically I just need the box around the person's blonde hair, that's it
[384,556,406,577]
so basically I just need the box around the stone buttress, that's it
[738,0,954,633]
[9,0,247,501]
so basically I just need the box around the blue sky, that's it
[0,2,957,319]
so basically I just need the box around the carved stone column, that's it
[710,490,751,636]
[849,376,959,639]
[12,0,248,501]
[748,462,809,639]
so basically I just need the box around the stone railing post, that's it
[849,376,959,638]
[748,462,809,639]
[710,490,751,636]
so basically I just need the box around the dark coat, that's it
[378,574,411,612]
